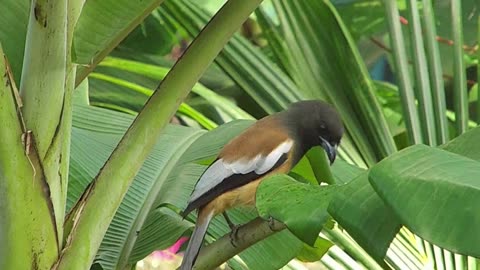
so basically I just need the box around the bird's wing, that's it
[182,117,293,216]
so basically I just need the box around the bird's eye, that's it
[319,123,326,130]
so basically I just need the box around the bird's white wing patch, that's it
[224,154,262,174]
[188,139,293,204]
[189,160,234,203]
[255,140,292,174]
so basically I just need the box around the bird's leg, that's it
[268,216,277,231]
[223,212,240,247]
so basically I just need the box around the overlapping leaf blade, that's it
[129,207,192,263]
[369,144,480,257]
[73,0,166,83]
[328,172,402,262]
[0,0,29,84]
[328,127,480,265]
[441,127,480,161]
[256,175,337,246]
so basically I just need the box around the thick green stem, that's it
[421,0,449,144]
[405,0,436,145]
[192,218,286,270]
[306,146,335,185]
[19,0,69,246]
[20,0,67,160]
[477,16,480,124]
[55,0,263,269]
[58,0,86,245]
[0,45,58,270]
[74,0,166,85]
[451,0,468,135]
[382,0,423,144]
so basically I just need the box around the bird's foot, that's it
[229,224,240,247]
[223,212,241,247]
[268,216,277,231]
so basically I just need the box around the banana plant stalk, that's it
[55,0,264,269]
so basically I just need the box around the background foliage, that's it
[0,0,479,269]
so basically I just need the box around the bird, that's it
[179,100,344,270]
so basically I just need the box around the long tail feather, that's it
[179,209,214,270]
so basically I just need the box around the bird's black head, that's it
[282,100,344,165]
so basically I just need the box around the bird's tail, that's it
[179,209,214,270]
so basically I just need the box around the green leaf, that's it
[329,127,480,264]
[254,6,291,75]
[336,0,387,40]
[327,148,402,264]
[434,0,480,53]
[369,144,480,257]
[73,0,166,83]
[296,237,334,262]
[96,56,254,121]
[328,172,401,262]
[73,79,90,106]
[129,207,192,263]
[441,126,480,161]
[178,120,254,164]
[373,81,406,138]
[150,163,207,214]
[256,175,337,245]
[306,147,335,184]
[0,0,29,84]
[119,11,178,56]
[331,158,365,184]
[289,156,317,185]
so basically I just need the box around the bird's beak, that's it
[320,137,337,165]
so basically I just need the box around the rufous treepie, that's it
[179,100,344,270]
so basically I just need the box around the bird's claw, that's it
[268,216,276,231]
[229,225,240,247]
